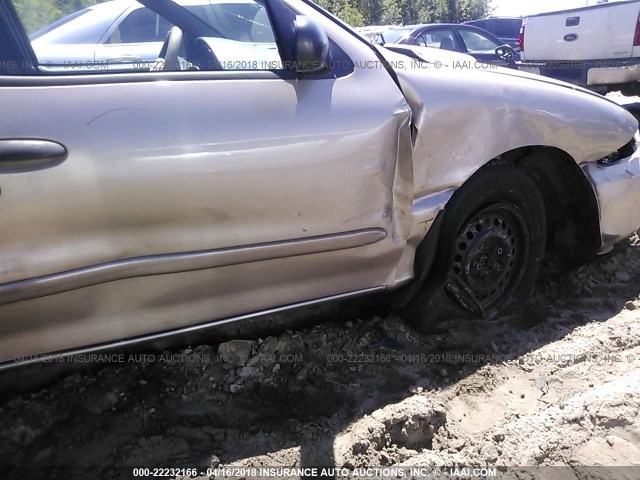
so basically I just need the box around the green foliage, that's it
[334,0,366,26]
[456,0,493,22]
[381,0,402,24]
[338,0,492,27]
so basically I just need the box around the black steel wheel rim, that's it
[448,203,530,310]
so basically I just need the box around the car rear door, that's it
[0,0,411,360]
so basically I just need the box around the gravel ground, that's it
[2,95,640,480]
[1,234,640,480]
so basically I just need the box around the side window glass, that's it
[421,28,457,51]
[107,8,173,44]
[9,0,283,74]
[459,29,500,53]
[184,0,282,70]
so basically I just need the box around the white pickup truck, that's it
[519,0,640,95]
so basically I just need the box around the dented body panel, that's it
[583,148,640,249]
[380,47,639,282]
[0,0,639,364]
[384,50,638,199]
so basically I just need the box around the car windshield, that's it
[29,8,92,40]
[28,5,120,44]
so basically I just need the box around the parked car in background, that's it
[354,25,394,40]
[371,25,414,44]
[1,0,640,367]
[519,1,640,95]
[464,16,522,50]
[372,23,520,68]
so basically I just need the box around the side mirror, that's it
[495,44,515,60]
[294,15,329,74]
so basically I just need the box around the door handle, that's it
[0,139,67,173]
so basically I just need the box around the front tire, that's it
[402,164,546,331]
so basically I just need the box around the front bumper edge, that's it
[583,143,640,252]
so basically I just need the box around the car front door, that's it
[0,0,412,360]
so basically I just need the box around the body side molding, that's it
[0,228,387,305]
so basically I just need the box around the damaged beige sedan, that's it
[0,0,639,366]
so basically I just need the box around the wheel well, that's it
[392,146,602,308]
[493,146,601,271]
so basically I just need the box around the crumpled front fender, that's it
[383,48,638,200]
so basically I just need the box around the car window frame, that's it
[0,0,272,79]
[2,0,341,81]
[0,0,38,74]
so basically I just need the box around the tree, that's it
[14,0,62,33]
[335,0,366,26]
[457,0,491,22]
[381,0,402,24]
[355,0,383,25]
